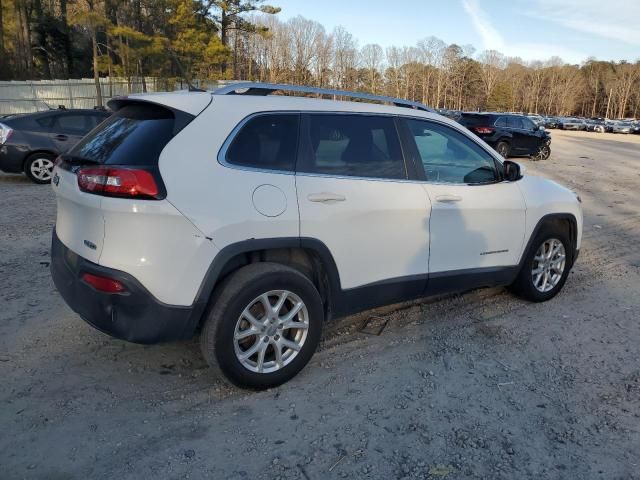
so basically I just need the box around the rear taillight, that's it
[0,122,13,145]
[77,166,159,199]
[81,273,126,293]
[473,126,495,134]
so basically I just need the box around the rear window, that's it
[68,104,177,165]
[507,116,524,129]
[460,114,495,126]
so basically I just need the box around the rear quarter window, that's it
[68,104,178,166]
[225,114,299,172]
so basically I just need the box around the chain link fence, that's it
[0,78,230,115]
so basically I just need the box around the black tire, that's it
[200,262,323,389]
[24,153,56,184]
[510,224,573,302]
[495,141,510,158]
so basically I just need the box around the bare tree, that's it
[478,49,505,106]
[360,43,383,93]
[332,26,358,90]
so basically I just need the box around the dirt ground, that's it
[1,129,639,480]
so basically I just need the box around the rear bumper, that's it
[0,145,27,173]
[50,229,204,344]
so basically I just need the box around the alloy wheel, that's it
[531,238,566,293]
[30,158,54,181]
[497,143,509,157]
[233,290,309,373]
[535,145,551,160]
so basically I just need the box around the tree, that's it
[210,0,280,76]
[360,43,382,93]
[71,0,109,106]
[478,49,505,107]
[0,0,10,79]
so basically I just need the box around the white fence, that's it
[0,77,226,114]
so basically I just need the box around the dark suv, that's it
[0,108,110,183]
[458,113,551,160]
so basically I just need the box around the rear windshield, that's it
[68,104,176,165]
[459,114,494,126]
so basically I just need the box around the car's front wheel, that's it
[510,225,573,302]
[495,141,510,158]
[200,263,323,389]
[24,153,56,184]
[533,144,551,161]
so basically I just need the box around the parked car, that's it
[612,121,633,134]
[632,121,640,134]
[50,84,582,388]
[458,112,551,160]
[543,117,560,129]
[0,108,110,183]
[585,119,606,133]
[559,118,586,130]
[527,114,545,127]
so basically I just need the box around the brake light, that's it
[77,166,159,199]
[81,273,126,293]
[473,126,495,134]
[0,122,13,145]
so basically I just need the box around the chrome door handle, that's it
[435,194,462,203]
[307,192,346,203]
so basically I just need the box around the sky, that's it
[271,0,640,64]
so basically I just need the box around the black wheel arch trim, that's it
[518,213,578,269]
[193,236,343,312]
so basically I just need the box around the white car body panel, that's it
[296,175,431,289]
[159,96,301,249]
[98,197,219,305]
[515,174,583,252]
[52,166,105,264]
[424,181,526,272]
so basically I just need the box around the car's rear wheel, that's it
[510,225,573,302]
[24,153,56,184]
[200,263,323,389]
[495,141,510,158]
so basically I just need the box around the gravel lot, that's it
[1,129,639,480]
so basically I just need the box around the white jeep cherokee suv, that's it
[50,83,582,389]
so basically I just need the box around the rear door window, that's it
[494,117,507,127]
[225,114,299,172]
[54,114,92,135]
[507,116,524,129]
[298,114,406,180]
[68,104,179,166]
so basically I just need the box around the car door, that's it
[49,113,93,153]
[506,116,527,153]
[400,117,526,280]
[520,116,543,154]
[295,113,431,295]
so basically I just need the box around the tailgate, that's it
[51,166,104,263]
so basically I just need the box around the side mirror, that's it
[503,160,522,181]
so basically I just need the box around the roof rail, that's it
[212,82,434,112]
